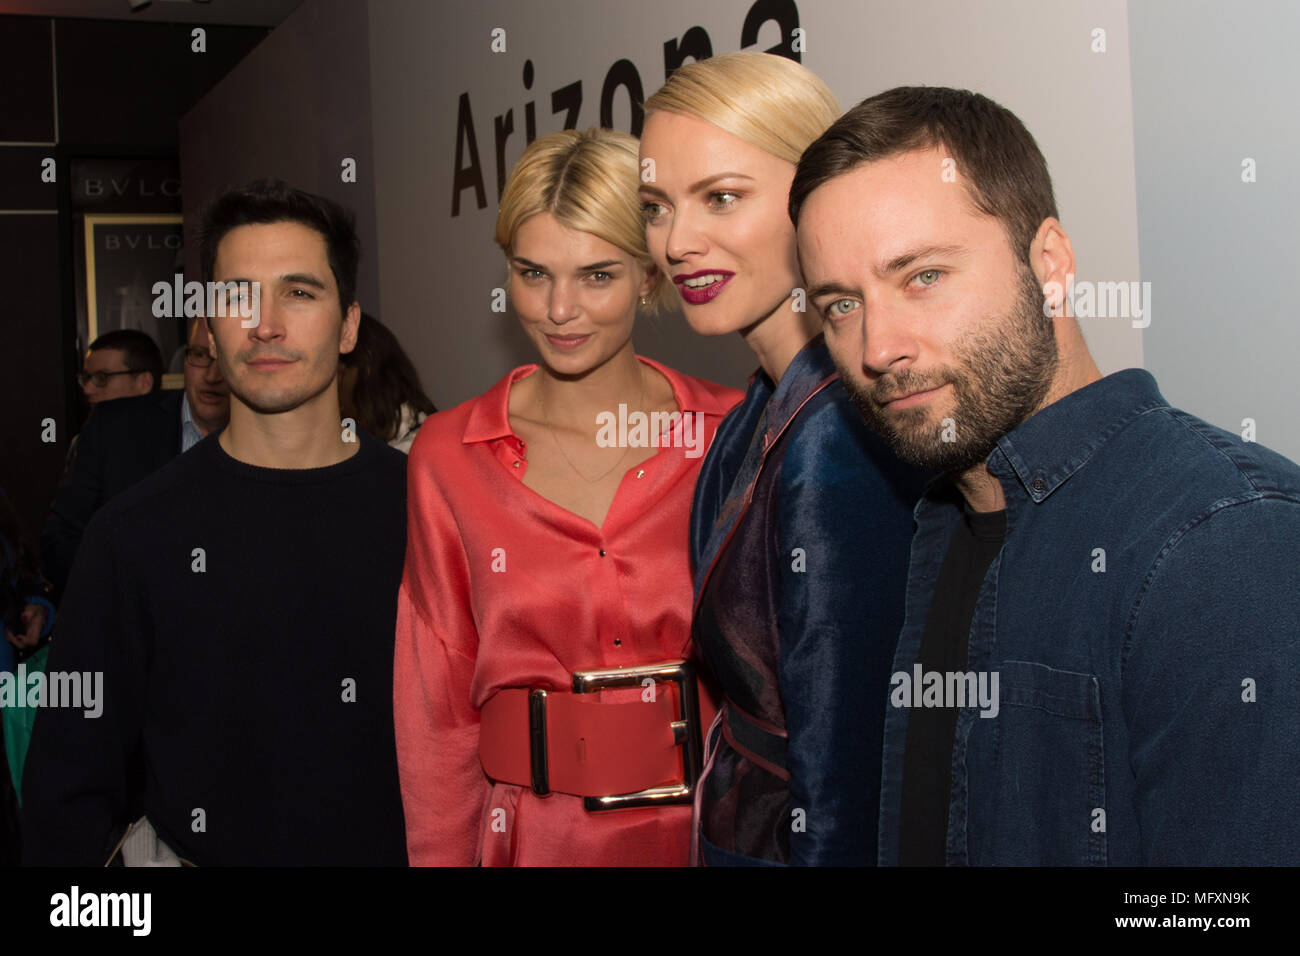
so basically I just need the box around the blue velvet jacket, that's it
[689,335,931,865]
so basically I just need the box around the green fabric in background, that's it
[2,644,49,806]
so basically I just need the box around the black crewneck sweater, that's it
[22,428,410,865]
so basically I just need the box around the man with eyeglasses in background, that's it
[41,318,230,606]
[76,329,164,408]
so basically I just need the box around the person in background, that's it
[177,317,232,440]
[394,128,743,866]
[41,318,230,605]
[338,313,436,454]
[59,329,166,486]
[77,329,163,407]
[640,52,932,866]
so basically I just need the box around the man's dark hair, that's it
[340,313,437,442]
[197,179,361,316]
[790,87,1058,266]
[87,329,163,392]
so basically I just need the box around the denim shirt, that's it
[878,368,1300,865]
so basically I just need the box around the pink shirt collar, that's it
[462,354,737,445]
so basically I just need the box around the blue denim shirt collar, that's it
[987,368,1169,503]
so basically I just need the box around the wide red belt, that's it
[479,660,707,811]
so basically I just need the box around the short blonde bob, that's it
[495,126,673,312]
[644,51,840,165]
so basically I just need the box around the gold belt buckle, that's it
[569,659,703,812]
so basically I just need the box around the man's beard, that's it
[217,347,329,416]
[836,266,1059,474]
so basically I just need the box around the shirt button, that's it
[513,461,520,468]
[614,639,622,646]
[599,549,607,557]
[635,469,645,478]
[1032,477,1046,492]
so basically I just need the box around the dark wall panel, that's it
[0,147,58,208]
[56,19,267,147]
[0,213,64,554]
[0,16,55,142]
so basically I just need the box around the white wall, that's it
[1129,0,1300,461]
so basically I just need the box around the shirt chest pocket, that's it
[968,659,1107,865]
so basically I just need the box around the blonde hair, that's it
[644,52,840,164]
[495,127,673,312]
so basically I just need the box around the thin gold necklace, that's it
[539,365,646,485]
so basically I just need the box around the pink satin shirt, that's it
[394,356,742,865]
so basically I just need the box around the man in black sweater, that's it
[22,180,409,865]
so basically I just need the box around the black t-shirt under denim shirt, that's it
[898,501,1006,866]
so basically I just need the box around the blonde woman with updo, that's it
[640,53,932,866]
[393,127,742,866]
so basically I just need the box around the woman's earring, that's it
[639,295,648,307]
